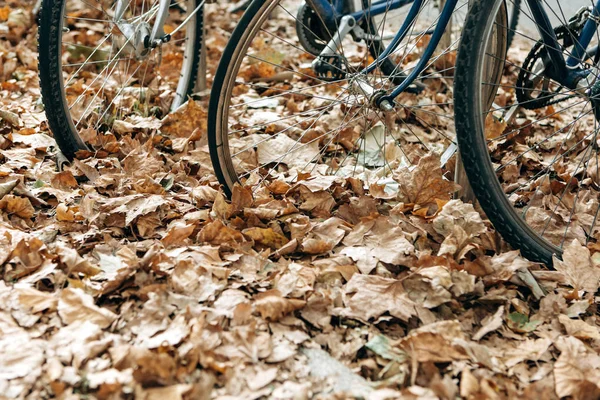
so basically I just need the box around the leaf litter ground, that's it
[1,1,600,399]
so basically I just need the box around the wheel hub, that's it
[113,21,152,60]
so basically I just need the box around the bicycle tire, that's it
[507,0,521,47]
[38,0,204,159]
[454,0,557,265]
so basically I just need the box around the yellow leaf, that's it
[0,195,34,218]
[243,227,289,249]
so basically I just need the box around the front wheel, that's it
[38,0,203,159]
[454,0,600,264]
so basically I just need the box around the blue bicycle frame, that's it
[305,0,459,106]
[304,0,600,105]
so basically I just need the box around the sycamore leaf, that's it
[393,153,457,207]
[553,240,600,293]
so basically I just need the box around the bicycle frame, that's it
[306,0,600,106]
[524,0,599,88]
[304,0,461,106]
[113,0,204,52]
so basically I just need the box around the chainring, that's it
[515,25,582,110]
[295,2,332,56]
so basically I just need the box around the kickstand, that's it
[454,151,476,203]
[55,150,70,172]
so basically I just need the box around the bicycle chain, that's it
[516,25,585,110]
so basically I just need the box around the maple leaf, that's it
[342,274,417,322]
[553,240,600,293]
[393,153,457,208]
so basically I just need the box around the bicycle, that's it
[208,0,521,197]
[454,0,600,264]
[38,0,205,159]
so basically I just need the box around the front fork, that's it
[113,0,172,58]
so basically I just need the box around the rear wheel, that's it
[454,0,600,264]
[38,0,203,159]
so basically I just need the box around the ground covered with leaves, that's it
[1,1,600,399]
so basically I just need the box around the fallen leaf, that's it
[343,274,416,322]
[554,240,600,293]
[254,289,306,321]
[58,288,117,328]
[0,194,34,218]
[394,153,457,208]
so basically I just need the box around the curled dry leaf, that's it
[432,199,486,237]
[558,314,600,341]
[396,320,469,363]
[554,336,600,398]
[243,227,289,249]
[0,194,34,218]
[254,289,306,321]
[161,99,207,138]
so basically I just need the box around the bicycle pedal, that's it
[313,55,347,81]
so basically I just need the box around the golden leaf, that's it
[0,194,34,218]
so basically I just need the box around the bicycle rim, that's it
[209,0,470,196]
[39,0,201,158]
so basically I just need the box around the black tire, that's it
[454,0,557,265]
[507,0,521,47]
[209,0,266,198]
[38,0,204,159]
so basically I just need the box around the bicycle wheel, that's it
[209,0,474,197]
[38,0,203,159]
[454,0,600,264]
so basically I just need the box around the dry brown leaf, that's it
[243,227,289,249]
[51,171,79,189]
[197,220,247,246]
[58,288,117,328]
[396,320,469,362]
[343,274,417,322]
[394,153,457,208]
[254,289,306,321]
[553,240,600,293]
[56,203,76,222]
[558,314,600,340]
[554,336,600,398]
[161,100,207,138]
[162,222,196,247]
